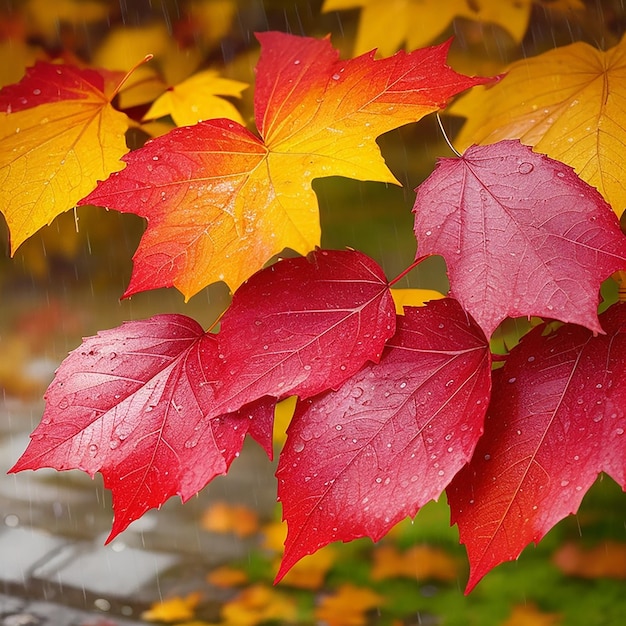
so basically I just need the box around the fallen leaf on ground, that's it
[553,541,626,579]
[501,603,561,626]
[220,584,297,626]
[201,502,259,538]
[141,592,203,623]
[371,544,459,582]
[314,584,384,626]
[206,566,249,588]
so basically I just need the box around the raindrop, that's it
[375,477,382,484]
[303,364,312,371]
[33,88,41,95]
[616,428,624,436]
[560,479,569,487]
[110,440,119,450]
[58,397,69,409]
[332,73,341,80]
[518,162,533,174]
[508,377,517,384]
[437,470,444,477]
[335,424,342,431]
[527,356,535,362]
[293,440,305,453]
[593,414,603,423]
[89,444,98,456]
[484,453,491,461]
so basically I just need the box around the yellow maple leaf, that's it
[93,23,203,109]
[450,35,626,218]
[390,288,446,314]
[141,592,203,623]
[143,69,248,127]
[0,39,45,88]
[273,396,297,446]
[314,584,384,626]
[0,62,131,254]
[323,0,533,57]
[200,501,259,537]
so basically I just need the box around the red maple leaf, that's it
[8,314,273,539]
[214,249,396,412]
[448,302,626,592]
[413,140,626,337]
[275,298,491,581]
[9,250,394,539]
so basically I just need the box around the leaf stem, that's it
[436,112,462,158]
[388,259,422,287]
[109,54,154,102]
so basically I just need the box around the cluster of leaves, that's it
[2,0,626,594]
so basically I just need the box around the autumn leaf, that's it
[276,299,490,581]
[502,604,562,626]
[220,584,298,626]
[371,544,459,582]
[206,565,249,588]
[390,288,445,314]
[214,249,395,414]
[0,61,130,254]
[179,0,238,49]
[81,31,493,299]
[142,592,203,623]
[323,0,533,57]
[9,251,393,540]
[143,69,248,127]
[8,315,273,539]
[553,541,626,579]
[314,584,384,626]
[448,302,626,592]
[413,140,626,338]
[200,502,259,538]
[450,35,626,218]
[23,0,109,42]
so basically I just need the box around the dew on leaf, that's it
[293,440,305,453]
[518,162,534,174]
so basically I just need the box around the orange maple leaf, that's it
[0,61,132,253]
[553,541,626,579]
[141,592,203,623]
[450,34,626,218]
[314,584,384,626]
[82,32,493,299]
[371,544,459,582]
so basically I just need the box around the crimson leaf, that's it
[275,299,491,581]
[413,140,626,337]
[448,302,626,593]
[9,315,272,540]
[214,249,396,413]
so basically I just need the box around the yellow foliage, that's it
[273,396,297,446]
[200,501,259,537]
[23,0,109,41]
[450,35,626,218]
[182,0,238,49]
[501,603,562,626]
[314,584,384,626]
[0,67,130,254]
[0,40,45,88]
[141,591,203,623]
[206,565,249,588]
[371,544,459,582]
[390,288,445,314]
[323,0,533,57]
[220,584,298,626]
[144,69,247,127]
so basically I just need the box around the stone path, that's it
[0,395,279,625]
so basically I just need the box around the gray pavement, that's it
[1,395,279,625]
